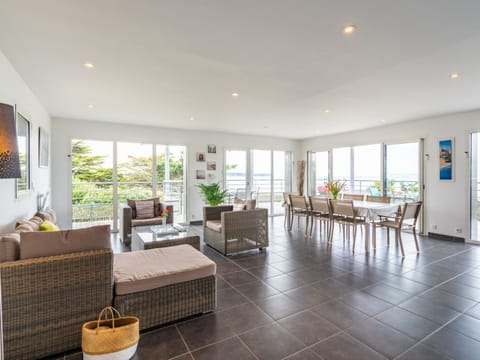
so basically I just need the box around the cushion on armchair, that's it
[135,199,155,219]
[127,197,159,219]
[206,220,222,233]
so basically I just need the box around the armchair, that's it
[203,205,268,255]
[120,198,174,245]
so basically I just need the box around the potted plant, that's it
[325,180,346,200]
[197,182,228,206]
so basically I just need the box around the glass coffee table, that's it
[131,224,201,251]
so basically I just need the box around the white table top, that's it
[352,201,400,221]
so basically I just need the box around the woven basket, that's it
[82,307,139,359]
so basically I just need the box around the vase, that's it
[162,218,168,230]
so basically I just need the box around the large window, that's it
[308,141,420,202]
[225,149,292,215]
[71,140,186,229]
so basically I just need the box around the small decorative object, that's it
[0,103,21,178]
[207,144,216,153]
[151,225,178,235]
[326,180,346,199]
[159,206,170,229]
[439,138,454,181]
[196,152,205,161]
[197,182,228,206]
[82,306,139,360]
[207,161,216,171]
[196,170,206,180]
[38,126,49,167]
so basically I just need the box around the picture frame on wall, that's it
[439,138,454,181]
[207,161,216,171]
[39,126,49,168]
[196,170,206,180]
[207,144,216,154]
[196,152,205,162]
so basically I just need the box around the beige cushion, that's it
[0,232,20,262]
[131,217,164,227]
[15,224,33,232]
[206,220,222,233]
[233,204,245,211]
[20,225,111,259]
[35,210,53,222]
[135,200,154,219]
[113,245,216,295]
[16,219,41,232]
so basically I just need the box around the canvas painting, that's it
[439,138,454,181]
[196,170,206,180]
[196,152,205,162]
[207,161,216,171]
[207,144,216,153]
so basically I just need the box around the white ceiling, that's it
[1,0,480,139]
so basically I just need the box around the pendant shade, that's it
[0,103,21,178]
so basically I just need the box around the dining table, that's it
[352,200,400,252]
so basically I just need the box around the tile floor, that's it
[60,217,480,359]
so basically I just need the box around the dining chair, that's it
[289,194,310,235]
[373,201,422,257]
[342,193,365,201]
[329,199,366,250]
[308,196,332,239]
[366,195,391,203]
[282,192,296,229]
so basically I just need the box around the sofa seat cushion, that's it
[131,216,164,227]
[206,220,222,233]
[114,245,216,296]
[19,225,111,259]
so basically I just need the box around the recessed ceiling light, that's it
[450,72,460,79]
[88,104,94,109]
[343,25,356,35]
[84,62,94,69]
[324,109,331,113]
[231,92,239,97]
[381,119,386,123]
[190,116,195,121]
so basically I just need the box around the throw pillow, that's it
[39,220,59,231]
[135,200,154,219]
[245,199,257,210]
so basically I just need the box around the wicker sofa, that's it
[203,205,269,255]
[0,211,216,360]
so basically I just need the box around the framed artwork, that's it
[439,138,454,181]
[207,161,216,171]
[196,152,205,162]
[207,144,216,154]
[196,170,206,180]
[15,110,31,197]
[39,126,49,167]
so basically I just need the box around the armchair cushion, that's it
[135,199,155,219]
[131,216,164,227]
[127,197,159,219]
[206,220,222,233]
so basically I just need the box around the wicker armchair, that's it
[0,249,113,360]
[203,206,269,255]
[120,201,173,245]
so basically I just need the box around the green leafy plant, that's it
[197,182,228,206]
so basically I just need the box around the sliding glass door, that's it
[225,149,292,215]
[385,142,419,202]
[470,132,479,242]
[71,140,186,229]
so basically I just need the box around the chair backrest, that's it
[343,194,365,201]
[289,194,308,210]
[309,196,330,214]
[330,199,355,217]
[366,195,391,203]
[401,201,422,223]
[283,192,298,206]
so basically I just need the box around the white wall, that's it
[0,51,51,233]
[51,117,301,229]
[301,110,480,240]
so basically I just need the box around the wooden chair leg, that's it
[352,225,357,251]
[413,228,420,253]
[398,230,405,257]
[372,223,377,249]
[387,228,390,246]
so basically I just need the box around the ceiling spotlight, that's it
[343,25,356,35]
[450,72,460,79]
[84,62,94,69]
[88,104,94,109]
[324,109,331,113]
[190,116,195,121]
[231,92,239,97]
[381,119,386,123]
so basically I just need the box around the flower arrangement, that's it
[325,180,346,199]
[159,206,171,219]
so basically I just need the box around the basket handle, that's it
[96,306,122,333]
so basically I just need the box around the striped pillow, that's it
[135,200,154,219]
